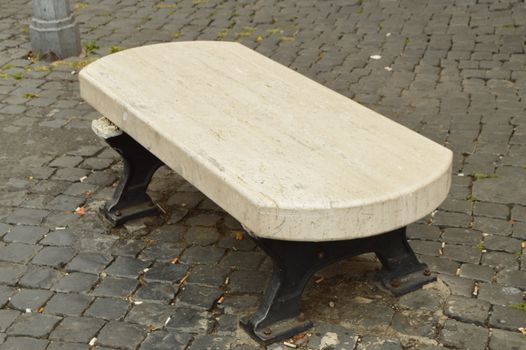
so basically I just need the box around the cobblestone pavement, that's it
[0,0,526,349]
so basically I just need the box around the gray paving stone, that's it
[135,282,176,303]
[308,322,358,350]
[177,284,223,310]
[438,275,475,297]
[356,336,402,350]
[0,243,41,264]
[229,269,268,293]
[4,208,48,225]
[439,319,489,350]
[92,277,138,298]
[180,246,225,265]
[488,328,526,350]
[3,225,48,244]
[105,256,150,279]
[50,316,105,343]
[66,252,111,274]
[85,297,129,320]
[125,302,175,328]
[185,226,220,246]
[459,263,495,282]
[495,269,526,289]
[44,292,92,316]
[46,342,90,350]
[18,265,62,289]
[9,288,53,311]
[49,155,83,168]
[31,246,75,267]
[481,251,520,271]
[0,262,26,285]
[0,310,19,332]
[397,289,443,311]
[139,330,192,350]
[46,195,84,211]
[139,243,184,262]
[442,244,482,264]
[97,321,146,350]
[478,283,524,306]
[7,313,61,337]
[0,337,48,350]
[187,265,229,287]
[52,272,98,293]
[489,305,526,332]
[190,335,235,350]
[391,309,438,338]
[220,251,265,270]
[442,228,482,246]
[40,229,77,246]
[144,263,187,283]
[0,287,14,308]
[165,307,212,334]
[444,295,490,326]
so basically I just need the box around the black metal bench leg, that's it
[374,227,435,296]
[102,132,164,225]
[239,229,435,344]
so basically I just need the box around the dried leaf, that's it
[234,231,244,241]
[74,207,86,215]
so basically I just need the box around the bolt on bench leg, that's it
[241,228,434,345]
[102,132,164,225]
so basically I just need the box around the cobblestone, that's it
[1,0,526,348]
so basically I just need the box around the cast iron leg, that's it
[374,227,435,296]
[240,228,434,345]
[103,132,164,225]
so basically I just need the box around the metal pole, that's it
[30,0,81,59]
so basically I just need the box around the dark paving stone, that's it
[442,244,481,264]
[97,321,146,350]
[92,277,138,298]
[0,310,19,333]
[4,208,48,225]
[444,295,490,326]
[165,307,212,334]
[489,305,526,332]
[139,243,184,262]
[177,284,223,310]
[0,262,27,285]
[438,275,475,297]
[478,283,523,306]
[3,225,48,244]
[439,319,489,350]
[31,246,75,267]
[105,256,150,278]
[217,233,257,251]
[0,337,48,350]
[0,243,41,264]
[139,330,192,350]
[18,265,62,289]
[46,195,84,211]
[44,292,93,316]
[66,252,111,274]
[52,272,98,293]
[7,313,61,337]
[9,288,53,311]
[135,282,176,303]
[472,217,513,237]
[409,240,441,256]
[488,328,526,350]
[84,297,129,320]
[484,235,523,254]
[144,263,187,283]
[459,263,495,282]
[126,303,175,328]
[50,316,105,343]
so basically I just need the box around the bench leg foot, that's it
[374,228,436,296]
[103,132,164,225]
[240,228,434,344]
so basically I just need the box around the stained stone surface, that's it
[0,0,525,349]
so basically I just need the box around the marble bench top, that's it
[79,41,452,241]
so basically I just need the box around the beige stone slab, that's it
[79,41,452,241]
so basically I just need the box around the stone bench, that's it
[79,41,452,344]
